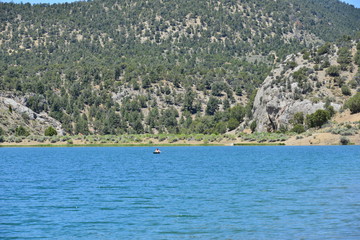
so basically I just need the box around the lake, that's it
[1,146,360,239]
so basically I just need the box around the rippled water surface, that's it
[1,146,360,239]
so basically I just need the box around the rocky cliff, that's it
[0,93,64,136]
[252,41,359,132]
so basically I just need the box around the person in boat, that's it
[154,148,161,153]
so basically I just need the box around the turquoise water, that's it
[1,146,360,239]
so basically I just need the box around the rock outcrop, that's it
[252,49,350,132]
[0,96,64,135]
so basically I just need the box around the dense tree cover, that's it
[0,0,360,135]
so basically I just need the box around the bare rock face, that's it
[253,85,325,132]
[252,54,342,132]
[0,96,64,135]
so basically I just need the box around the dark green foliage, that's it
[206,97,220,115]
[161,107,179,129]
[317,42,331,55]
[305,109,331,128]
[303,51,310,60]
[15,126,30,136]
[1,0,360,135]
[229,104,246,122]
[0,127,4,136]
[340,136,350,145]
[341,85,351,96]
[337,47,352,66]
[292,112,304,125]
[0,135,4,143]
[250,121,257,133]
[215,122,227,134]
[355,51,360,66]
[132,119,144,134]
[75,115,90,135]
[211,82,224,96]
[235,87,243,96]
[44,126,57,136]
[353,72,360,86]
[223,98,230,110]
[287,61,298,70]
[278,125,288,133]
[349,80,357,89]
[291,124,305,134]
[345,92,360,114]
[292,67,313,93]
[183,89,196,113]
[326,65,341,77]
[326,105,336,118]
[227,118,240,131]
[26,95,46,113]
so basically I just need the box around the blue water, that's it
[1,146,360,239]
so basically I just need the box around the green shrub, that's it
[0,135,5,143]
[292,112,304,124]
[44,126,57,136]
[215,122,227,134]
[345,92,360,114]
[37,136,45,142]
[306,109,331,128]
[227,118,240,131]
[250,121,257,133]
[354,52,360,66]
[325,105,335,118]
[340,137,350,145]
[291,124,305,134]
[278,125,288,133]
[15,126,30,137]
[317,42,331,55]
[50,136,60,143]
[349,80,357,89]
[340,130,354,136]
[326,65,340,77]
[341,85,351,96]
[287,61,298,69]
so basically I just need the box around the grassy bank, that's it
[0,143,227,148]
[0,129,358,147]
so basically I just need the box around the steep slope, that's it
[1,0,360,135]
[252,39,360,132]
[0,93,63,136]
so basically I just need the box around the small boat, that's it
[153,149,161,154]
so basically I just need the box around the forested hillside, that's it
[1,0,360,136]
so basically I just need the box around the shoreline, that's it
[0,143,356,148]
[0,139,357,148]
[0,128,359,147]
